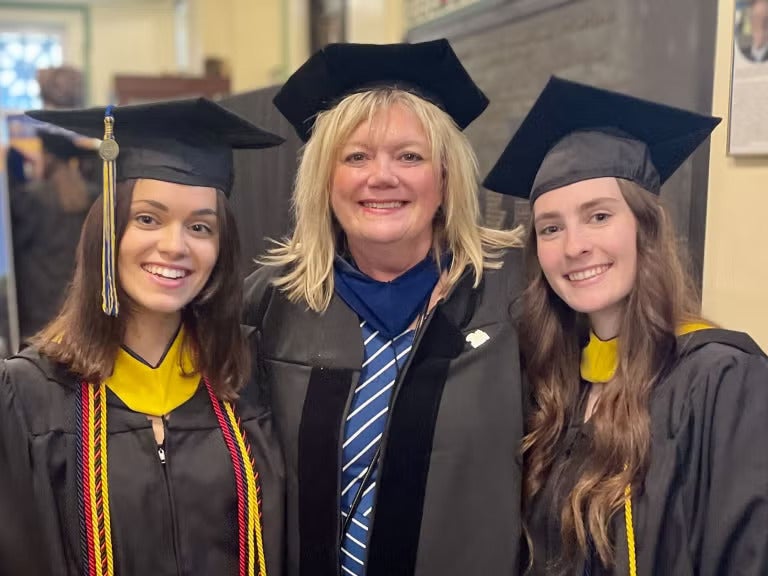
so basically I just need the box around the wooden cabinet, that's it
[113,74,230,105]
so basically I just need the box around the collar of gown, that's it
[106,326,200,416]
[580,322,713,383]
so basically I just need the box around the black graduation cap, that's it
[482,76,721,203]
[25,97,283,317]
[26,97,284,196]
[274,39,489,142]
[38,130,96,160]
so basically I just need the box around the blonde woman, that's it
[244,40,526,576]
[485,77,768,575]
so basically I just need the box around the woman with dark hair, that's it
[0,98,285,575]
[484,77,768,575]
[244,40,526,576]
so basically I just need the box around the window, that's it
[0,31,63,110]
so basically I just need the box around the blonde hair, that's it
[262,88,523,311]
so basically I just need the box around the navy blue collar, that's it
[333,253,443,339]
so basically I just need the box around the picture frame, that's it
[728,0,768,155]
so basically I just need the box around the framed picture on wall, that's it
[728,0,768,155]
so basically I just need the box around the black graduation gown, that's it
[527,329,768,576]
[0,345,285,576]
[243,249,526,576]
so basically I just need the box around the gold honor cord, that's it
[624,484,636,576]
[99,110,119,316]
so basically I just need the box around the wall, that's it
[89,0,177,104]
[407,0,718,285]
[2,0,315,102]
[347,0,404,44]
[443,0,629,229]
[702,0,768,348]
[231,0,282,91]
[188,0,309,93]
[187,0,401,94]
[0,0,178,105]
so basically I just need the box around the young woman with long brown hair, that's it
[0,98,285,575]
[484,77,768,575]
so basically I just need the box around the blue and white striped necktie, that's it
[339,320,415,575]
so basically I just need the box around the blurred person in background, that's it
[11,130,98,341]
[37,65,85,109]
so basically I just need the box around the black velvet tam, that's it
[274,39,489,142]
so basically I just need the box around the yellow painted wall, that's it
[189,0,309,92]
[288,0,310,75]
[189,0,403,93]
[347,0,405,44]
[189,0,233,75]
[230,0,282,91]
[89,0,177,104]
[703,0,768,348]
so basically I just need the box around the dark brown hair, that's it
[34,179,249,399]
[521,179,702,569]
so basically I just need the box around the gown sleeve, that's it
[0,359,52,576]
[693,349,768,575]
[242,265,276,328]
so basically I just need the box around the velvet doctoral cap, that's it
[274,39,489,141]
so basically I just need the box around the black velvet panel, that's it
[366,309,465,576]
[298,366,354,576]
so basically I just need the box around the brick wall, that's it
[455,0,625,229]
[407,0,717,283]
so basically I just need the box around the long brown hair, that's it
[34,179,249,399]
[521,179,701,568]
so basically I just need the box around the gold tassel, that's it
[99,108,120,316]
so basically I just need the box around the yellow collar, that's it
[105,328,200,416]
[580,322,713,383]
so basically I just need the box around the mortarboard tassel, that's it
[99,107,119,316]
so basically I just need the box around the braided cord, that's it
[624,484,637,576]
[76,383,94,576]
[95,384,114,574]
[225,403,262,575]
[206,380,249,576]
[237,414,266,575]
